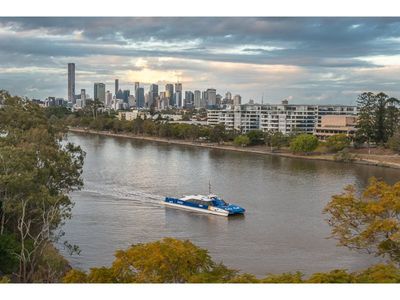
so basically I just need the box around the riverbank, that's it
[68,127,400,170]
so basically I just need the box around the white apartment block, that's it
[207,102,358,134]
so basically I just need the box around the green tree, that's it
[246,130,264,146]
[64,238,236,283]
[289,134,319,154]
[0,233,20,274]
[234,135,250,147]
[353,264,400,283]
[307,269,353,283]
[209,124,227,144]
[356,92,400,145]
[266,131,289,151]
[261,272,304,283]
[0,91,84,282]
[325,134,351,153]
[387,129,400,153]
[143,119,157,136]
[324,178,400,265]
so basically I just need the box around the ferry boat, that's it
[163,194,245,217]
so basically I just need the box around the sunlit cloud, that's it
[1,17,400,103]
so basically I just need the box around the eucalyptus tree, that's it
[0,91,84,282]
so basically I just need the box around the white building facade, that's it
[207,102,358,134]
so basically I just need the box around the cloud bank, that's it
[1,17,400,104]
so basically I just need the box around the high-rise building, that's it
[184,91,194,108]
[134,82,140,93]
[174,83,182,107]
[136,87,145,108]
[80,89,86,107]
[149,84,158,107]
[115,79,119,96]
[225,91,232,101]
[233,94,242,106]
[174,91,182,108]
[206,88,217,107]
[175,82,182,93]
[116,89,124,100]
[123,90,130,103]
[94,83,106,103]
[67,63,75,104]
[106,90,112,107]
[194,90,201,108]
[165,84,174,106]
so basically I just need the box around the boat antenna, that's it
[208,180,212,195]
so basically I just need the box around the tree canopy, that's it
[290,134,319,154]
[324,177,400,265]
[0,90,84,282]
[356,92,400,145]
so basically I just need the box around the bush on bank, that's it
[290,134,319,154]
[62,237,400,283]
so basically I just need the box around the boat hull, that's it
[162,201,230,217]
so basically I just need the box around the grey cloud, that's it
[1,17,400,103]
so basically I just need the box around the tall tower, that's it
[115,79,119,96]
[94,83,106,103]
[67,63,75,104]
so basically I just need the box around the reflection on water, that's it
[60,132,400,276]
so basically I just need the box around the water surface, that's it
[61,132,400,276]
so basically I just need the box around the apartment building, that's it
[207,101,358,134]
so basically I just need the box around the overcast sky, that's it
[1,17,400,104]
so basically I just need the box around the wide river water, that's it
[60,132,400,276]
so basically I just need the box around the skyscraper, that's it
[80,89,86,107]
[174,91,182,108]
[106,90,112,107]
[94,83,106,103]
[123,90,130,103]
[115,79,119,96]
[116,89,123,100]
[165,84,174,107]
[184,91,194,108]
[174,83,182,107]
[136,87,145,108]
[149,84,158,107]
[134,82,140,93]
[233,94,242,106]
[174,82,182,93]
[206,88,217,107]
[67,63,75,104]
[194,90,201,108]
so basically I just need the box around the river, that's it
[60,132,400,277]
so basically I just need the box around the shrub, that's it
[234,135,250,147]
[326,134,351,153]
[333,148,357,162]
[246,130,264,145]
[387,130,400,153]
[289,134,319,154]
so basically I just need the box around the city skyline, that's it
[1,17,400,104]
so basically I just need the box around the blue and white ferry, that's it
[163,194,245,217]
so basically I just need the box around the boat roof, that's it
[180,194,219,202]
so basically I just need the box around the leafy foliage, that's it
[324,177,400,264]
[333,148,357,162]
[64,238,231,283]
[290,134,319,154]
[234,135,250,147]
[387,129,400,153]
[245,130,264,146]
[265,131,290,150]
[356,92,400,145]
[0,91,84,282]
[326,134,351,153]
[0,233,20,274]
